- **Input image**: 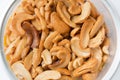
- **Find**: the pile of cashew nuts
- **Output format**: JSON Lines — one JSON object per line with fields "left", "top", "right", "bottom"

{"left": 4, "top": 0, "right": 110, "bottom": 80}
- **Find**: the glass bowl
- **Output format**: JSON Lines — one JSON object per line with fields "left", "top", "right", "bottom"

{"left": 0, "top": 0, "right": 120, "bottom": 80}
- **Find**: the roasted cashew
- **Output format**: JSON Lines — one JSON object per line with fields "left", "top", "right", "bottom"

{"left": 68, "top": 61, "right": 74, "bottom": 71}
{"left": 11, "top": 61, "right": 32, "bottom": 80}
{"left": 90, "top": 15, "right": 104, "bottom": 38}
{"left": 80, "top": 18, "right": 95, "bottom": 48}
{"left": 23, "top": 51, "right": 33, "bottom": 70}
{"left": 32, "top": 18, "right": 42, "bottom": 31}
{"left": 59, "top": 76, "right": 73, "bottom": 80}
{"left": 49, "top": 12, "right": 70, "bottom": 34}
{"left": 11, "top": 12, "right": 34, "bottom": 35}
{"left": 49, "top": 46, "right": 71, "bottom": 69}
{"left": 41, "top": 49, "right": 52, "bottom": 65}
{"left": 31, "top": 67, "right": 38, "bottom": 78}
{"left": 89, "top": 27, "right": 105, "bottom": 48}
{"left": 55, "top": 68, "right": 71, "bottom": 75}
{"left": 72, "top": 58, "right": 98, "bottom": 77}
{"left": 71, "top": 37, "right": 90, "bottom": 58}
{"left": 56, "top": 1, "right": 78, "bottom": 28}
{"left": 35, "top": 0, "right": 47, "bottom": 9}
{"left": 10, "top": 37, "right": 28, "bottom": 64}
{"left": 102, "top": 37, "right": 110, "bottom": 55}
{"left": 35, "top": 8, "right": 47, "bottom": 30}
{"left": 82, "top": 72, "right": 98, "bottom": 80}
{"left": 34, "top": 70, "right": 61, "bottom": 80}
{"left": 22, "top": 1, "right": 34, "bottom": 14}
{"left": 70, "top": 27, "right": 80, "bottom": 37}
{"left": 73, "top": 57, "right": 84, "bottom": 69}
{"left": 22, "top": 22, "right": 40, "bottom": 48}
{"left": 72, "top": 2, "right": 91, "bottom": 23}
{"left": 32, "top": 48, "right": 42, "bottom": 68}
{"left": 44, "top": 31, "right": 59, "bottom": 49}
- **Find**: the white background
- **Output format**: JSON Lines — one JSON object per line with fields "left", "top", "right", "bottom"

{"left": 0, "top": 0, "right": 120, "bottom": 80}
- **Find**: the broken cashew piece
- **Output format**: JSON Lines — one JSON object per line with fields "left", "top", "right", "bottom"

{"left": 11, "top": 61, "right": 32, "bottom": 80}
{"left": 71, "top": 37, "right": 90, "bottom": 58}
{"left": 89, "top": 27, "right": 105, "bottom": 48}
{"left": 41, "top": 49, "right": 52, "bottom": 65}
{"left": 55, "top": 68, "right": 71, "bottom": 75}
{"left": 34, "top": 70, "right": 61, "bottom": 80}
{"left": 72, "top": 2, "right": 91, "bottom": 23}
{"left": 59, "top": 76, "right": 73, "bottom": 80}
{"left": 82, "top": 72, "right": 98, "bottom": 80}
{"left": 11, "top": 12, "right": 34, "bottom": 35}
{"left": 57, "top": 1, "right": 78, "bottom": 28}
{"left": 70, "top": 27, "right": 80, "bottom": 37}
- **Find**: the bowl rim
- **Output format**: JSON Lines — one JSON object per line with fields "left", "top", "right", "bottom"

{"left": 0, "top": 0, "right": 120, "bottom": 80}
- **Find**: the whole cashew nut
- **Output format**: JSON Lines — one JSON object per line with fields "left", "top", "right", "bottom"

{"left": 72, "top": 2, "right": 91, "bottom": 23}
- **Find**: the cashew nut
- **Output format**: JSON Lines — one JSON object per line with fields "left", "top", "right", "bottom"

{"left": 82, "top": 72, "right": 98, "bottom": 80}
{"left": 41, "top": 49, "right": 52, "bottom": 65}
{"left": 68, "top": 61, "right": 74, "bottom": 71}
{"left": 55, "top": 68, "right": 71, "bottom": 75}
{"left": 34, "top": 70, "right": 61, "bottom": 80}
{"left": 49, "top": 12, "right": 70, "bottom": 35}
{"left": 89, "top": 26, "right": 105, "bottom": 48}
{"left": 56, "top": 1, "right": 78, "bottom": 28}
{"left": 44, "top": 31, "right": 59, "bottom": 49}
{"left": 72, "top": 2, "right": 91, "bottom": 23}
{"left": 11, "top": 61, "right": 32, "bottom": 80}
{"left": 73, "top": 57, "right": 84, "bottom": 69}
{"left": 71, "top": 37, "right": 90, "bottom": 58}
{"left": 11, "top": 12, "right": 34, "bottom": 35}
{"left": 32, "top": 18, "right": 42, "bottom": 31}
{"left": 59, "top": 76, "right": 73, "bottom": 80}
{"left": 70, "top": 27, "right": 80, "bottom": 37}
{"left": 90, "top": 15, "right": 104, "bottom": 38}
{"left": 80, "top": 18, "right": 95, "bottom": 48}
{"left": 72, "top": 58, "right": 98, "bottom": 77}
{"left": 32, "top": 48, "right": 42, "bottom": 68}
{"left": 49, "top": 46, "right": 71, "bottom": 69}
{"left": 102, "top": 37, "right": 110, "bottom": 55}
{"left": 23, "top": 51, "right": 33, "bottom": 70}
{"left": 22, "top": 21, "right": 40, "bottom": 48}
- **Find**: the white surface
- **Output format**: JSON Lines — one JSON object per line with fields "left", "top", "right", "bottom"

{"left": 0, "top": 0, "right": 120, "bottom": 80}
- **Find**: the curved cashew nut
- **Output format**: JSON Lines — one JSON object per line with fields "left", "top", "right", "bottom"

{"left": 89, "top": 27, "right": 105, "bottom": 48}
{"left": 72, "top": 58, "right": 98, "bottom": 77}
{"left": 22, "top": 22, "right": 40, "bottom": 48}
{"left": 82, "top": 72, "right": 98, "bottom": 80}
{"left": 102, "top": 37, "right": 110, "bottom": 55}
{"left": 11, "top": 12, "right": 34, "bottom": 35}
{"left": 44, "top": 31, "right": 59, "bottom": 49}
{"left": 90, "top": 15, "right": 104, "bottom": 38}
{"left": 71, "top": 37, "right": 90, "bottom": 58}
{"left": 68, "top": 61, "right": 74, "bottom": 71}
{"left": 55, "top": 68, "right": 71, "bottom": 75}
{"left": 49, "top": 12, "right": 70, "bottom": 35}
{"left": 72, "top": 2, "right": 91, "bottom": 23}
{"left": 49, "top": 46, "right": 71, "bottom": 69}
{"left": 41, "top": 49, "right": 52, "bottom": 65}
{"left": 56, "top": 1, "right": 78, "bottom": 28}
{"left": 34, "top": 70, "right": 61, "bottom": 80}
{"left": 80, "top": 18, "right": 95, "bottom": 48}
{"left": 73, "top": 57, "right": 84, "bottom": 69}
{"left": 11, "top": 62, "right": 32, "bottom": 80}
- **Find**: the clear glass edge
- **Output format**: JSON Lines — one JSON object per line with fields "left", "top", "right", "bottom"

{"left": 0, "top": 0, "right": 120, "bottom": 80}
